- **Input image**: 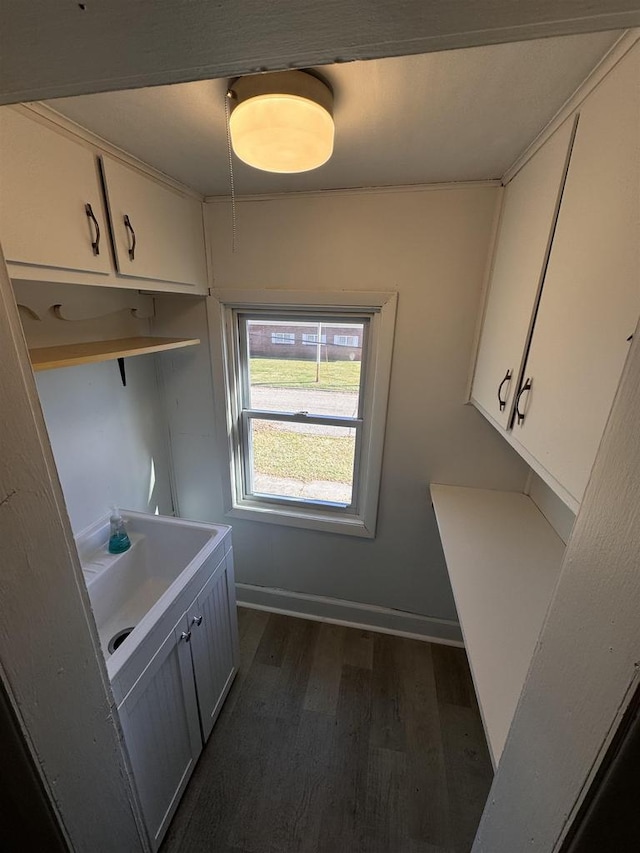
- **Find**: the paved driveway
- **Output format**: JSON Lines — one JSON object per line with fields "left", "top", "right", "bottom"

{"left": 250, "top": 386, "right": 358, "bottom": 435}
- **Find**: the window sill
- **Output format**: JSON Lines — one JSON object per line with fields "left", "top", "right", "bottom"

{"left": 225, "top": 501, "right": 375, "bottom": 538}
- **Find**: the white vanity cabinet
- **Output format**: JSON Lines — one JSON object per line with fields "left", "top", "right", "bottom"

{"left": 0, "top": 109, "right": 111, "bottom": 277}
{"left": 0, "top": 106, "right": 209, "bottom": 295}
{"left": 117, "top": 613, "right": 203, "bottom": 850}
{"left": 101, "top": 154, "right": 208, "bottom": 291}
{"left": 187, "top": 550, "right": 239, "bottom": 742}
{"left": 471, "top": 40, "right": 640, "bottom": 509}
{"left": 112, "top": 542, "right": 238, "bottom": 851}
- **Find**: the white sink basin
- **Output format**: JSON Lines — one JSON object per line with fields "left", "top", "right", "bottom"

{"left": 75, "top": 510, "right": 229, "bottom": 672}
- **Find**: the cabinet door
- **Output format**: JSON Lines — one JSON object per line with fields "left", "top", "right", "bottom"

{"left": 512, "top": 43, "right": 640, "bottom": 505}
{"left": 118, "top": 615, "right": 202, "bottom": 851}
{"left": 101, "top": 154, "right": 207, "bottom": 291}
{"left": 0, "top": 109, "right": 111, "bottom": 275}
{"left": 471, "top": 116, "right": 576, "bottom": 428}
{"left": 188, "top": 550, "right": 239, "bottom": 742}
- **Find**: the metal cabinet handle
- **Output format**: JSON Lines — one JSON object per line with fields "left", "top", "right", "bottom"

{"left": 192, "top": 615, "right": 203, "bottom": 627}
{"left": 515, "top": 378, "right": 532, "bottom": 425}
{"left": 497, "top": 369, "right": 512, "bottom": 412}
{"left": 123, "top": 214, "right": 136, "bottom": 261}
{"left": 85, "top": 203, "right": 100, "bottom": 255}
{"left": 180, "top": 630, "right": 192, "bottom": 643}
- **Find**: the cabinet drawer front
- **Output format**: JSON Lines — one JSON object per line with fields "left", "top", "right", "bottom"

{"left": 472, "top": 116, "right": 576, "bottom": 428}
{"left": 101, "top": 154, "right": 207, "bottom": 290}
{"left": 512, "top": 43, "right": 640, "bottom": 504}
{"left": 118, "top": 614, "right": 201, "bottom": 850}
{"left": 189, "top": 552, "right": 239, "bottom": 742}
{"left": 0, "top": 109, "right": 111, "bottom": 276}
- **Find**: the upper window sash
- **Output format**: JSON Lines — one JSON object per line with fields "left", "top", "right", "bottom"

{"left": 236, "top": 311, "right": 369, "bottom": 420}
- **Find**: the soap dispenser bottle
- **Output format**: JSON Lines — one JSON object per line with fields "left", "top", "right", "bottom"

{"left": 108, "top": 506, "right": 131, "bottom": 554}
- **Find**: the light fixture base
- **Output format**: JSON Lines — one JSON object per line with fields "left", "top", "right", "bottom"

{"left": 228, "top": 70, "right": 334, "bottom": 174}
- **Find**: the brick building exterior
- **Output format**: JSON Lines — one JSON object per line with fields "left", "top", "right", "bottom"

{"left": 247, "top": 322, "right": 363, "bottom": 361}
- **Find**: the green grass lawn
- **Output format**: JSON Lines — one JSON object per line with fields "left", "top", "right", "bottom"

{"left": 253, "top": 422, "right": 355, "bottom": 483}
{"left": 249, "top": 357, "right": 360, "bottom": 392}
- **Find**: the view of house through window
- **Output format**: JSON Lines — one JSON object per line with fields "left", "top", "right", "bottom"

{"left": 241, "top": 317, "right": 366, "bottom": 507}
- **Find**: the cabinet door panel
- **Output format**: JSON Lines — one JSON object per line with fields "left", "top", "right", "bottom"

{"left": 512, "top": 44, "right": 640, "bottom": 504}
{"left": 118, "top": 615, "right": 201, "bottom": 851}
{"left": 0, "top": 109, "right": 111, "bottom": 275}
{"left": 189, "top": 550, "right": 239, "bottom": 742}
{"left": 471, "top": 117, "right": 576, "bottom": 428}
{"left": 101, "top": 154, "right": 207, "bottom": 290}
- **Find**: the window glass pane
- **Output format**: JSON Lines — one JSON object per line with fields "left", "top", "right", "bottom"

{"left": 245, "top": 319, "right": 364, "bottom": 416}
{"left": 248, "top": 419, "right": 356, "bottom": 506}
{"left": 271, "top": 332, "right": 295, "bottom": 344}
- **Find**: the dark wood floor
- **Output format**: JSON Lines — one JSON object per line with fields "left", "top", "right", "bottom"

{"left": 161, "top": 609, "right": 493, "bottom": 853}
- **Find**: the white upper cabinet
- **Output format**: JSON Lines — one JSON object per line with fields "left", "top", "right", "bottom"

{"left": 0, "top": 107, "right": 208, "bottom": 294}
{"left": 101, "top": 154, "right": 207, "bottom": 290}
{"left": 511, "top": 43, "right": 640, "bottom": 505}
{"left": 471, "top": 117, "right": 577, "bottom": 428}
{"left": 471, "top": 40, "right": 639, "bottom": 510}
{"left": 0, "top": 109, "right": 111, "bottom": 276}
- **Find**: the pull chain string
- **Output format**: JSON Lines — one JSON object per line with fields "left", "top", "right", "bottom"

{"left": 224, "top": 90, "right": 237, "bottom": 254}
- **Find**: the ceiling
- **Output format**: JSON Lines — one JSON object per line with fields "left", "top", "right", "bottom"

{"left": 45, "top": 30, "right": 621, "bottom": 197}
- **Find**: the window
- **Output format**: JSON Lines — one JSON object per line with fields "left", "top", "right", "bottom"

{"left": 211, "top": 290, "right": 397, "bottom": 537}
{"left": 333, "top": 334, "right": 360, "bottom": 347}
{"left": 271, "top": 331, "right": 295, "bottom": 345}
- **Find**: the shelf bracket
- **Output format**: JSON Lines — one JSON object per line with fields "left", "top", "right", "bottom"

{"left": 117, "top": 357, "right": 127, "bottom": 387}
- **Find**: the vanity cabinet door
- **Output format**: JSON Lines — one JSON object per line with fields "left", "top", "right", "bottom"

{"left": 0, "top": 108, "right": 111, "bottom": 276}
{"left": 100, "top": 154, "right": 208, "bottom": 292}
{"left": 470, "top": 115, "right": 576, "bottom": 428}
{"left": 118, "top": 614, "right": 202, "bottom": 851}
{"left": 510, "top": 42, "right": 640, "bottom": 505}
{"left": 188, "top": 548, "right": 239, "bottom": 742}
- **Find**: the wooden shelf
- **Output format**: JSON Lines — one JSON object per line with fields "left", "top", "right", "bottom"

{"left": 29, "top": 336, "right": 200, "bottom": 372}
{"left": 430, "top": 484, "right": 565, "bottom": 768}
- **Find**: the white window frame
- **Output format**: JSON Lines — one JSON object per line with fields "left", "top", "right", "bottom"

{"left": 301, "top": 333, "right": 327, "bottom": 345}
{"left": 209, "top": 290, "right": 397, "bottom": 538}
{"left": 333, "top": 334, "right": 360, "bottom": 347}
{"left": 271, "top": 331, "right": 295, "bottom": 344}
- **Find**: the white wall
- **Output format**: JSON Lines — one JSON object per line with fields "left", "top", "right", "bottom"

{"left": 162, "top": 186, "right": 530, "bottom": 627}
{"left": 13, "top": 280, "right": 175, "bottom": 536}
{"left": 35, "top": 357, "right": 174, "bottom": 534}
{"left": 526, "top": 471, "right": 576, "bottom": 543}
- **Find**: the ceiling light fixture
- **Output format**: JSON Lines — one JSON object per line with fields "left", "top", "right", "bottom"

{"left": 227, "top": 70, "right": 334, "bottom": 174}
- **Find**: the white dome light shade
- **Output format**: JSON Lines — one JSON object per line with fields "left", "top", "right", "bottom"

{"left": 228, "top": 71, "right": 334, "bottom": 174}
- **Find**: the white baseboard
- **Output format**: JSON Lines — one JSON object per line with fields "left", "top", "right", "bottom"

{"left": 235, "top": 583, "right": 463, "bottom": 647}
